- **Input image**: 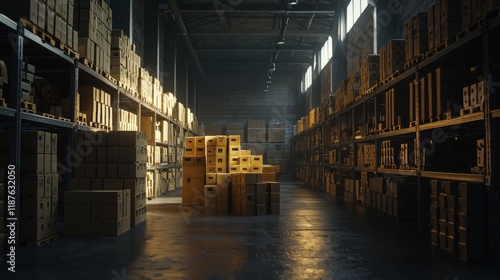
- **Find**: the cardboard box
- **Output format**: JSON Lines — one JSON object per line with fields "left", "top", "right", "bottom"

{"left": 229, "top": 146, "right": 241, "bottom": 156}
{"left": 228, "top": 156, "right": 240, "bottom": 166}
{"left": 22, "top": 175, "right": 45, "bottom": 199}
{"left": 228, "top": 135, "right": 240, "bottom": 146}
{"left": 242, "top": 184, "right": 256, "bottom": 194}
{"left": 195, "top": 136, "right": 205, "bottom": 147}
{"left": 250, "top": 166, "right": 262, "bottom": 173}
{"left": 262, "top": 173, "right": 277, "bottom": 182}
{"left": 250, "top": 155, "right": 263, "bottom": 166}
{"left": 269, "top": 182, "right": 280, "bottom": 192}
{"left": 21, "top": 154, "right": 44, "bottom": 175}
{"left": 183, "top": 166, "right": 205, "bottom": 179}
{"left": 185, "top": 147, "right": 195, "bottom": 156}
{"left": 217, "top": 173, "right": 231, "bottom": 185}
{"left": 22, "top": 198, "right": 48, "bottom": 220}
{"left": 21, "top": 131, "right": 45, "bottom": 154}
{"left": 216, "top": 146, "right": 227, "bottom": 156}
{"left": 270, "top": 203, "right": 280, "bottom": 214}
{"left": 205, "top": 136, "right": 217, "bottom": 147}
{"left": 44, "top": 174, "right": 52, "bottom": 198}
{"left": 204, "top": 185, "right": 217, "bottom": 206}
{"left": 20, "top": 219, "right": 47, "bottom": 242}
{"left": 91, "top": 204, "right": 123, "bottom": 220}
{"left": 90, "top": 190, "right": 123, "bottom": 205}
{"left": 185, "top": 137, "right": 195, "bottom": 148}
{"left": 256, "top": 204, "right": 266, "bottom": 215}
{"left": 195, "top": 146, "right": 206, "bottom": 156}
{"left": 262, "top": 165, "right": 276, "bottom": 173}
{"left": 90, "top": 219, "right": 123, "bottom": 237}
{"left": 64, "top": 220, "right": 91, "bottom": 237}
{"left": 216, "top": 136, "right": 227, "bottom": 146}
{"left": 206, "top": 173, "right": 217, "bottom": 185}
{"left": 229, "top": 166, "right": 240, "bottom": 173}
{"left": 182, "top": 177, "right": 204, "bottom": 206}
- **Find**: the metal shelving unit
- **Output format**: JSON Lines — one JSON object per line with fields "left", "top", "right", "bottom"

{"left": 0, "top": 13, "right": 198, "bottom": 201}
{"left": 292, "top": 12, "right": 500, "bottom": 261}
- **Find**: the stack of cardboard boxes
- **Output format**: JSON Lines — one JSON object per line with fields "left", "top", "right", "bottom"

{"left": 457, "top": 182, "right": 487, "bottom": 261}
{"left": 64, "top": 189, "right": 130, "bottom": 237}
{"left": 4, "top": 0, "right": 79, "bottom": 52}
{"left": 182, "top": 135, "right": 280, "bottom": 215}
{"left": 247, "top": 120, "right": 266, "bottom": 142}
{"left": 139, "top": 68, "right": 153, "bottom": 105}
{"left": 74, "top": 0, "right": 112, "bottom": 72}
{"left": 380, "top": 39, "right": 405, "bottom": 82}
{"left": 174, "top": 102, "right": 186, "bottom": 125}
{"left": 230, "top": 173, "right": 280, "bottom": 216}
{"left": 79, "top": 86, "right": 113, "bottom": 129}
{"left": 119, "top": 109, "right": 138, "bottom": 131}
{"left": 20, "top": 131, "right": 59, "bottom": 243}
{"left": 430, "top": 180, "right": 488, "bottom": 261}
{"left": 111, "top": 29, "right": 141, "bottom": 93}
{"left": 359, "top": 54, "right": 379, "bottom": 96}
{"left": 267, "top": 123, "right": 285, "bottom": 143}
{"left": 66, "top": 131, "right": 148, "bottom": 236}
{"left": 405, "top": 12, "right": 428, "bottom": 64}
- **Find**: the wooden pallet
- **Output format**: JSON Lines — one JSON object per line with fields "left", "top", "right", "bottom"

{"left": 58, "top": 116, "right": 71, "bottom": 122}
{"left": 460, "top": 104, "right": 483, "bottom": 116}
{"left": 381, "top": 71, "right": 400, "bottom": 85}
{"left": 0, "top": 97, "right": 6, "bottom": 107}
{"left": 21, "top": 99, "right": 36, "bottom": 112}
{"left": 404, "top": 54, "right": 425, "bottom": 69}
{"left": 426, "top": 39, "right": 453, "bottom": 59}
{"left": 80, "top": 57, "right": 94, "bottom": 69}
{"left": 55, "top": 39, "right": 79, "bottom": 59}
{"left": 41, "top": 112, "right": 55, "bottom": 118}
{"left": 19, "top": 18, "right": 56, "bottom": 46}
{"left": 25, "top": 234, "right": 59, "bottom": 247}
{"left": 77, "top": 121, "right": 88, "bottom": 126}
{"left": 77, "top": 112, "right": 87, "bottom": 124}
{"left": 392, "top": 125, "right": 401, "bottom": 131}
{"left": 456, "top": 19, "right": 484, "bottom": 41}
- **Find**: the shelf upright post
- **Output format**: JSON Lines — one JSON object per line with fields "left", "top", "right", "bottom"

{"left": 414, "top": 66, "right": 424, "bottom": 231}
{"left": 66, "top": 58, "right": 79, "bottom": 185}
{"left": 114, "top": 89, "right": 120, "bottom": 130}
{"left": 482, "top": 17, "right": 499, "bottom": 262}
{"left": 9, "top": 21, "right": 23, "bottom": 253}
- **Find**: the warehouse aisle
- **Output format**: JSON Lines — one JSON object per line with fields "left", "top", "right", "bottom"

{"left": 4, "top": 182, "right": 500, "bottom": 280}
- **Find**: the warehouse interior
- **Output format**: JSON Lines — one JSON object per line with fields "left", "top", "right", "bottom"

{"left": 1, "top": 0, "right": 500, "bottom": 279}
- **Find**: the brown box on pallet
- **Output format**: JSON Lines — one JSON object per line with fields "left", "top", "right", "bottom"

{"left": 90, "top": 219, "right": 124, "bottom": 237}
{"left": 435, "top": 2, "right": 442, "bottom": 45}
{"left": 20, "top": 219, "right": 49, "bottom": 242}
{"left": 182, "top": 178, "right": 204, "bottom": 206}
{"left": 22, "top": 175, "right": 45, "bottom": 199}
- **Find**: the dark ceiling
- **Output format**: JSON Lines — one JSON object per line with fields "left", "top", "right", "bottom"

{"left": 163, "top": 0, "right": 338, "bottom": 76}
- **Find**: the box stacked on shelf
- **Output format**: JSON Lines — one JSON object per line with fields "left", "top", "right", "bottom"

{"left": 386, "top": 180, "right": 417, "bottom": 220}
{"left": 247, "top": 120, "right": 266, "bottom": 142}
{"left": 19, "top": 62, "right": 36, "bottom": 103}
{"left": 19, "top": 131, "right": 58, "bottom": 244}
{"left": 3, "top": 0, "right": 79, "bottom": 52}
{"left": 226, "top": 123, "right": 245, "bottom": 141}
{"left": 343, "top": 179, "right": 356, "bottom": 203}
{"left": 440, "top": 0, "right": 462, "bottom": 42}
{"left": 346, "top": 72, "right": 360, "bottom": 103}
{"left": 174, "top": 102, "right": 186, "bottom": 125}
{"left": 153, "top": 77, "right": 163, "bottom": 111}
{"left": 357, "top": 144, "right": 376, "bottom": 169}
{"left": 78, "top": 86, "right": 113, "bottom": 129}
{"left": 64, "top": 190, "right": 130, "bottom": 237}
{"left": 69, "top": 131, "right": 148, "bottom": 227}
{"left": 139, "top": 68, "right": 153, "bottom": 105}
{"left": 359, "top": 55, "right": 379, "bottom": 95}
{"left": 405, "top": 11, "right": 428, "bottom": 64}
{"left": 74, "top": 0, "right": 112, "bottom": 72}
{"left": 140, "top": 116, "right": 161, "bottom": 143}
{"left": 119, "top": 109, "right": 138, "bottom": 131}
{"left": 111, "top": 29, "right": 141, "bottom": 93}
{"left": 267, "top": 123, "right": 285, "bottom": 143}
{"left": 163, "top": 92, "right": 176, "bottom": 117}
{"left": 186, "top": 108, "right": 194, "bottom": 130}
{"left": 457, "top": 182, "right": 487, "bottom": 262}
{"left": 380, "top": 39, "right": 405, "bottom": 82}
{"left": 380, "top": 140, "right": 395, "bottom": 169}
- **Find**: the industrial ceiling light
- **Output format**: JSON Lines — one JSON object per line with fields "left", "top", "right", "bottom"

{"left": 271, "top": 63, "right": 276, "bottom": 71}
{"left": 277, "top": 35, "right": 285, "bottom": 45}
{"left": 266, "top": 79, "right": 272, "bottom": 84}
{"left": 288, "top": 0, "right": 298, "bottom": 5}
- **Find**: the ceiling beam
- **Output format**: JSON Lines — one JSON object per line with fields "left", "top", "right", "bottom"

{"left": 200, "top": 60, "right": 310, "bottom": 65}
{"left": 178, "top": 4, "right": 336, "bottom": 14}
{"left": 189, "top": 29, "right": 332, "bottom": 36}
{"left": 194, "top": 46, "right": 314, "bottom": 52}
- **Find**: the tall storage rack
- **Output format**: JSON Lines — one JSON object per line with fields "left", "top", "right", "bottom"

{"left": 291, "top": 13, "right": 500, "bottom": 260}
{"left": 0, "top": 14, "right": 196, "bottom": 204}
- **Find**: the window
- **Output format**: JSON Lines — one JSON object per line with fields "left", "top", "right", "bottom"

{"left": 346, "top": 0, "right": 369, "bottom": 33}
{"left": 320, "top": 36, "right": 333, "bottom": 70}
{"left": 304, "top": 65, "right": 312, "bottom": 93}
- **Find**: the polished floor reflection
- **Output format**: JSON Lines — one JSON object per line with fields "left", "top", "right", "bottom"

{"left": 3, "top": 182, "right": 500, "bottom": 279}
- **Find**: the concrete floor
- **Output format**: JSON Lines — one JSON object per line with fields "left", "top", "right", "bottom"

{"left": 2, "top": 181, "right": 500, "bottom": 280}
